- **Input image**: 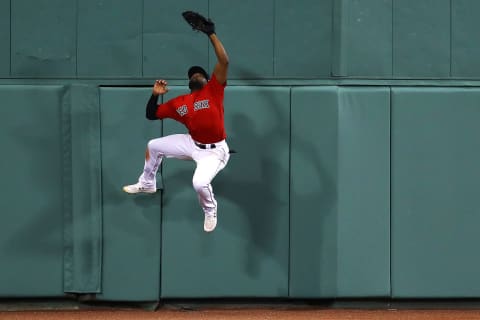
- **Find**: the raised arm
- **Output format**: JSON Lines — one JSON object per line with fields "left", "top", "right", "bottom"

{"left": 146, "top": 80, "right": 168, "bottom": 120}
{"left": 210, "top": 34, "right": 229, "bottom": 85}
{"left": 182, "top": 11, "right": 229, "bottom": 85}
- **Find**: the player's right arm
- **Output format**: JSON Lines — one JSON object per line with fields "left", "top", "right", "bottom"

{"left": 146, "top": 80, "right": 169, "bottom": 120}
{"left": 210, "top": 34, "right": 229, "bottom": 85}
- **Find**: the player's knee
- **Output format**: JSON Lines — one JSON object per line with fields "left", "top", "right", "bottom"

{"left": 147, "top": 139, "right": 156, "bottom": 151}
{"left": 192, "top": 177, "right": 208, "bottom": 193}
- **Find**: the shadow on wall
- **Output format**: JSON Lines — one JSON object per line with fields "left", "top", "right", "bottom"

{"left": 158, "top": 66, "right": 337, "bottom": 291}
{"left": 218, "top": 67, "right": 338, "bottom": 292}
{"left": 218, "top": 113, "right": 286, "bottom": 278}
{"left": 289, "top": 132, "right": 338, "bottom": 295}
{"left": 215, "top": 68, "right": 288, "bottom": 278}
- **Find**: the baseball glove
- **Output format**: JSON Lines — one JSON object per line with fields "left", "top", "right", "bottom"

{"left": 182, "top": 11, "right": 215, "bottom": 36}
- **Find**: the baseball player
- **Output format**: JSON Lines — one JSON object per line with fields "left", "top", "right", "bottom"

{"left": 123, "top": 12, "right": 229, "bottom": 233}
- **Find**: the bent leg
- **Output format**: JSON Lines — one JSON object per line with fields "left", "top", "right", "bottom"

{"left": 192, "top": 151, "right": 229, "bottom": 216}
{"left": 138, "top": 134, "right": 194, "bottom": 188}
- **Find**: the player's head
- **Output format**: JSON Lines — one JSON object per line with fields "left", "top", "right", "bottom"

{"left": 188, "top": 66, "right": 209, "bottom": 92}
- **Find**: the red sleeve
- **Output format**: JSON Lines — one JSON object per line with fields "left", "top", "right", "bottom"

{"left": 156, "top": 96, "right": 182, "bottom": 121}
{"left": 209, "top": 74, "right": 226, "bottom": 89}
{"left": 207, "top": 74, "right": 226, "bottom": 100}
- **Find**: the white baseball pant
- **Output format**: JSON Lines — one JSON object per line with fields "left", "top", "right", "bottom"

{"left": 138, "top": 134, "right": 230, "bottom": 216}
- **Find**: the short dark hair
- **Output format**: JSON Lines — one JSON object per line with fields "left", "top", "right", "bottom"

{"left": 188, "top": 66, "right": 209, "bottom": 80}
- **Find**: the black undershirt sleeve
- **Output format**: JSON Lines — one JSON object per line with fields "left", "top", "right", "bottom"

{"left": 145, "top": 94, "right": 159, "bottom": 120}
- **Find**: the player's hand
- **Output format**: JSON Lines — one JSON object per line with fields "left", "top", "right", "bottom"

{"left": 153, "top": 80, "right": 169, "bottom": 96}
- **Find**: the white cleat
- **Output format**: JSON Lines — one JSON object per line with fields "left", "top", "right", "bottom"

{"left": 122, "top": 183, "right": 157, "bottom": 194}
{"left": 204, "top": 213, "right": 217, "bottom": 232}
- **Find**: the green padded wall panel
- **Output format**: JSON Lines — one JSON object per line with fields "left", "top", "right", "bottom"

{"left": 161, "top": 86, "right": 290, "bottom": 297}
{"left": 0, "top": 85, "right": 66, "bottom": 296}
{"left": 391, "top": 88, "right": 480, "bottom": 297}
{"left": 452, "top": 0, "right": 480, "bottom": 77}
{"left": 11, "top": 0, "right": 76, "bottom": 77}
{"left": 78, "top": 0, "right": 142, "bottom": 77}
{"left": 393, "top": 0, "right": 450, "bottom": 77}
{"left": 274, "top": 0, "right": 332, "bottom": 78}
{"left": 209, "top": 0, "right": 274, "bottom": 79}
{"left": 290, "top": 86, "right": 391, "bottom": 298}
{"left": 143, "top": 0, "right": 208, "bottom": 79}
{"left": 0, "top": 0, "right": 9, "bottom": 77}
{"left": 63, "top": 85, "right": 102, "bottom": 293}
{"left": 99, "top": 88, "right": 161, "bottom": 300}
{"left": 336, "top": 87, "right": 390, "bottom": 297}
{"left": 334, "top": 0, "right": 392, "bottom": 77}
{"left": 290, "top": 87, "right": 338, "bottom": 298}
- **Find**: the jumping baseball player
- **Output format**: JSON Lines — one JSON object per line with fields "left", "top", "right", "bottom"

{"left": 123, "top": 11, "right": 229, "bottom": 233}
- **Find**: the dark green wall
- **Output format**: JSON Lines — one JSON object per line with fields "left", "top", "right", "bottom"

{"left": 391, "top": 88, "right": 480, "bottom": 297}
{"left": 0, "top": 86, "right": 65, "bottom": 296}
{"left": 1, "top": 0, "right": 480, "bottom": 301}
{"left": 3, "top": 0, "right": 480, "bottom": 80}
{"left": 290, "top": 87, "right": 390, "bottom": 298}
{"left": 11, "top": 0, "right": 77, "bottom": 77}
{"left": 0, "top": 0, "right": 10, "bottom": 77}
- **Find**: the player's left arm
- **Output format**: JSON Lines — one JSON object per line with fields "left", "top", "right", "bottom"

{"left": 210, "top": 34, "right": 229, "bottom": 85}
{"left": 146, "top": 80, "right": 169, "bottom": 120}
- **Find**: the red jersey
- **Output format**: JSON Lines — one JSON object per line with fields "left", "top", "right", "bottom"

{"left": 155, "top": 74, "right": 226, "bottom": 144}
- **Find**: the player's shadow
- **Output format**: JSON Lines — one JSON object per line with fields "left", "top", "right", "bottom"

{"left": 224, "top": 66, "right": 338, "bottom": 292}
{"left": 287, "top": 140, "right": 338, "bottom": 294}
{"left": 160, "top": 88, "right": 337, "bottom": 293}
{"left": 215, "top": 114, "right": 286, "bottom": 277}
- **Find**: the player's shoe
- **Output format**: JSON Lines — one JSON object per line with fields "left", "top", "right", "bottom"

{"left": 204, "top": 212, "right": 217, "bottom": 232}
{"left": 123, "top": 183, "right": 156, "bottom": 194}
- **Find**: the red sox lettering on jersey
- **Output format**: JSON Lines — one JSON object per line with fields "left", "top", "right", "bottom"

{"left": 175, "top": 99, "right": 210, "bottom": 117}
{"left": 156, "top": 74, "right": 226, "bottom": 144}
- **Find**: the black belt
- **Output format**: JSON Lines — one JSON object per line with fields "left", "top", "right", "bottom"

{"left": 195, "top": 142, "right": 216, "bottom": 149}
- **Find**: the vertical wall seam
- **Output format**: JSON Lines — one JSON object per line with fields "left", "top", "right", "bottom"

{"left": 97, "top": 86, "right": 104, "bottom": 293}
{"left": 330, "top": 0, "right": 334, "bottom": 76}
{"left": 336, "top": 86, "right": 341, "bottom": 297}
{"left": 9, "top": 0, "right": 12, "bottom": 76}
{"left": 389, "top": 86, "right": 393, "bottom": 298}
{"left": 75, "top": 0, "right": 79, "bottom": 77}
{"left": 391, "top": 0, "right": 394, "bottom": 77}
{"left": 343, "top": 0, "right": 348, "bottom": 76}
{"left": 287, "top": 86, "right": 292, "bottom": 297}
{"left": 141, "top": 0, "right": 144, "bottom": 77}
{"left": 389, "top": 2, "right": 395, "bottom": 294}
{"left": 61, "top": 86, "right": 73, "bottom": 292}
{"left": 450, "top": 0, "right": 453, "bottom": 77}
{"left": 272, "top": 0, "right": 276, "bottom": 77}
{"left": 341, "top": 0, "right": 347, "bottom": 76}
